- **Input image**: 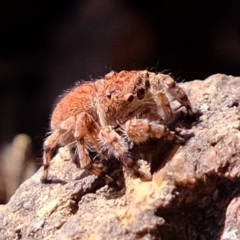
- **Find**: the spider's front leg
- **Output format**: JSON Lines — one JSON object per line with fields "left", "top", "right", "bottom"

{"left": 98, "top": 126, "right": 151, "bottom": 180}
{"left": 160, "top": 74, "right": 194, "bottom": 116}
{"left": 152, "top": 91, "right": 173, "bottom": 123}
{"left": 124, "top": 118, "right": 184, "bottom": 145}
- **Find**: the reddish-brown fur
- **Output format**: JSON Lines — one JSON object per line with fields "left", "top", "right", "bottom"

{"left": 41, "top": 70, "right": 193, "bottom": 183}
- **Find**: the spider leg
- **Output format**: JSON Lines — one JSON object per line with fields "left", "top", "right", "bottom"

{"left": 74, "top": 112, "right": 113, "bottom": 177}
{"left": 41, "top": 116, "right": 75, "bottom": 183}
{"left": 98, "top": 126, "right": 128, "bottom": 158}
{"left": 161, "top": 75, "right": 194, "bottom": 115}
{"left": 124, "top": 118, "right": 183, "bottom": 144}
{"left": 74, "top": 112, "right": 100, "bottom": 169}
{"left": 153, "top": 91, "right": 173, "bottom": 123}
{"left": 98, "top": 126, "right": 151, "bottom": 180}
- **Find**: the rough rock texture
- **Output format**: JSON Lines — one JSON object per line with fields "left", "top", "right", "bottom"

{"left": 1, "top": 74, "right": 240, "bottom": 240}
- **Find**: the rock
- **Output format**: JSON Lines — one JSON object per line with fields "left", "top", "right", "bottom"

{"left": 0, "top": 134, "right": 37, "bottom": 203}
{"left": 1, "top": 74, "right": 240, "bottom": 240}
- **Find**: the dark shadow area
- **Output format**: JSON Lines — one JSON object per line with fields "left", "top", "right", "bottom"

{"left": 154, "top": 177, "right": 240, "bottom": 240}
{"left": 71, "top": 149, "right": 126, "bottom": 198}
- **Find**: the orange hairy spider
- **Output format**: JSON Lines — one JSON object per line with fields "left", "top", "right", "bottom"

{"left": 41, "top": 70, "right": 193, "bottom": 183}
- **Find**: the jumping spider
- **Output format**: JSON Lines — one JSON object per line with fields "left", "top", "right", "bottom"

{"left": 41, "top": 70, "right": 193, "bottom": 183}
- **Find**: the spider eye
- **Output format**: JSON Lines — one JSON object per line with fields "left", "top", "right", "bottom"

{"left": 127, "top": 94, "right": 134, "bottom": 102}
{"left": 123, "top": 93, "right": 134, "bottom": 102}
{"left": 137, "top": 88, "right": 145, "bottom": 100}
{"left": 106, "top": 92, "right": 111, "bottom": 99}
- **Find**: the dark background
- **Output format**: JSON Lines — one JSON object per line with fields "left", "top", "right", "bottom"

{"left": 1, "top": 0, "right": 240, "bottom": 158}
